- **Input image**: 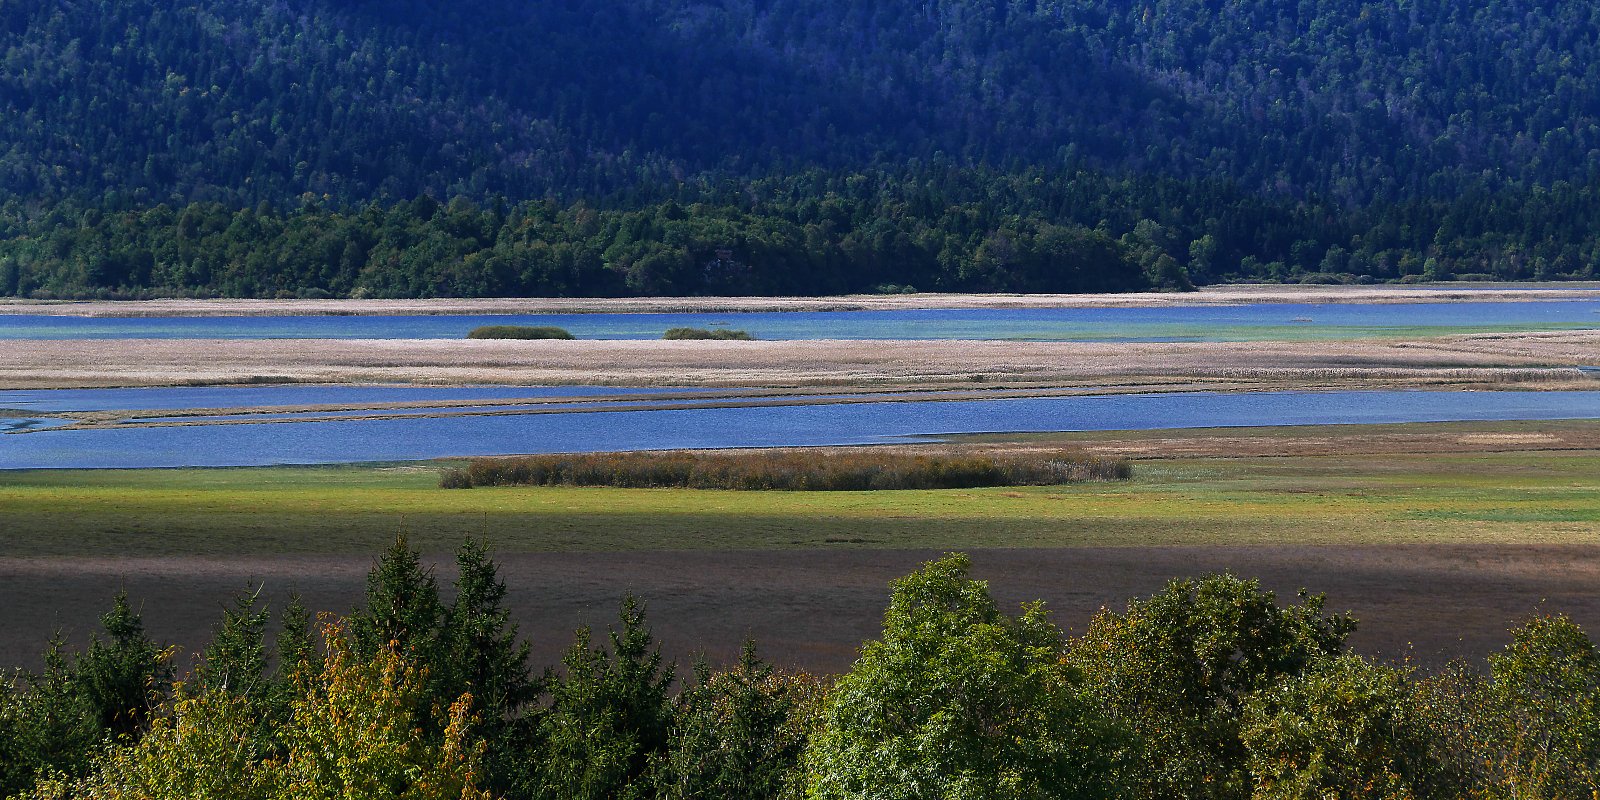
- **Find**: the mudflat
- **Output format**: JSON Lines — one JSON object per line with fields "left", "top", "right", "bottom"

{"left": 3, "top": 545, "right": 1594, "bottom": 675}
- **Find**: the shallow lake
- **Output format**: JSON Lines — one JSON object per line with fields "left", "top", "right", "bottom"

{"left": 3, "top": 389, "right": 1597, "bottom": 469}
{"left": 3, "top": 300, "right": 1598, "bottom": 342}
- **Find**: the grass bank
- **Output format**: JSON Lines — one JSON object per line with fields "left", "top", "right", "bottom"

{"left": 1, "top": 448, "right": 1598, "bottom": 557}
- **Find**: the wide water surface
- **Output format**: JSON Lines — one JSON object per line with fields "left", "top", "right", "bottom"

{"left": 3, "top": 390, "right": 1598, "bottom": 469}
{"left": 4, "top": 301, "right": 1598, "bottom": 341}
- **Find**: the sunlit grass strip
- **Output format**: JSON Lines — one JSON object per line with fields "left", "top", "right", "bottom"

{"left": 441, "top": 449, "right": 1131, "bottom": 490}
{"left": 465, "top": 325, "right": 574, "bottom": 339}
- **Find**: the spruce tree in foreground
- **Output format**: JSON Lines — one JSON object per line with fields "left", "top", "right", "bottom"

{"left": 528, "top": 595, "right": 673, "bottom": 800}
{"left": 654, "top": 641, "right": 824, "bottom": 800}
{"left": 195, "top": 587, "right": 269, "bottom": 699}
{"left": 18, "top": 623, "right": 494, "bottom": 800}
{"left": 350, "top": 534, "right": 444, "bottom": 663}
{"left": 0, "top": 595, "right": 172, "bottom": 796}
{"left": 442, "top": 539, "right": 537, "bottom": 798}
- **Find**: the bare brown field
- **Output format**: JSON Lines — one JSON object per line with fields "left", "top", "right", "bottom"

{"left": 2, "top": 330, "right": 1597, "bottom": 390}
{"left": 5, "top": 282, "right": 1600, "bottom": 317}
{"left": 4, "top": 545, "right": 1595, "bottom": 675}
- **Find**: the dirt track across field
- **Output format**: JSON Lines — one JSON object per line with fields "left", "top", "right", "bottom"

{"left": 5, "top": 545, "right": 1595, "bottom": 675}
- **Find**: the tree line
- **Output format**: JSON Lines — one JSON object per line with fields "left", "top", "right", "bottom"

{"left": 5, "top": 167, "right": 1597, "bottom": 300}
{"left": 3, "top": 541, "right": 1596, "bottom": 799}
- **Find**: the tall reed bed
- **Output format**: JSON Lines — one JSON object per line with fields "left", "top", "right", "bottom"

{"left": 466, "top": 325, "right": 574, "bottom": 339}
{"left": 440, "top": 449, "right": 1130, "bottom": 490}
{"left": 662, "top": 327, "right": 754, "bottom": 340}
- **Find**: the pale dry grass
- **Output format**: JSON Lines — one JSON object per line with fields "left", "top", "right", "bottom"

{"left": 5, "top": 282, "right": 1600, "bottom": 317}
{"left": 2, "top": 331, "right": 1597, "bottom": 390}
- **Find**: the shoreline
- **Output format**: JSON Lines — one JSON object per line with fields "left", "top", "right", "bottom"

{"left": 5, "top": 282, "right": 1600, "bottom": 317}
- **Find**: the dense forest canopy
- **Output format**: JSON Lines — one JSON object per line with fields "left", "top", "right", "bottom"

{"left": 1, "top": 0, "right": 1598, "bottom": 296}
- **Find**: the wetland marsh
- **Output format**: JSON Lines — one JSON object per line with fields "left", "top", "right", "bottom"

{"left": 2, "top": 287, "right": 1598, "bottom": 677}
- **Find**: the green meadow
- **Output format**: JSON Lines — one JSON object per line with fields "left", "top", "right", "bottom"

{"left": 2, "top": 450, "right": 1597, "bottom": 557}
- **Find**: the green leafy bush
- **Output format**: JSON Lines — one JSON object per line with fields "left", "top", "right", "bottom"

{"left": 1065, "top": 574, "right": 1357, "bottom": 799}
{"left": 805, "top": 554, "right": 1129, "bottom": 799}
{"left": 1242, "top": 654, "right": 1444, "bottom": 799}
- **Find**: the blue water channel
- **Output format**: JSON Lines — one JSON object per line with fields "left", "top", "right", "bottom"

{"left": 3, "top": 300, "right": 1598, "bottom": 341}
{"left": 2, "top": 390, "right": 1598, "bottom": 469}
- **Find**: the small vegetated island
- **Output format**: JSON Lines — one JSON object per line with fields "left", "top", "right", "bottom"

{"left": 441, "top": 448, "right": 1129, "bottom": 490}
{"left": 465, "top": 325, "right": 574, "bottom": 340}
{"left": 661, "top": 327, "right": 755, "bottom": 340}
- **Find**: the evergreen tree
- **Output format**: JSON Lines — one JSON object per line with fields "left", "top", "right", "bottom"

{"left": 195, "top": 587, "right": 270, "bottom": 699}
{"left": 276, "top": 593, "right": 318, "bottom": 682}
{"left": 349, "top": 535, "right": 444, "bottom": 664}
{"left": 529, "top": 595, "right": 673, "bottom": 800}
{"left": 440, "top": 539, "right": 537, "bottom": 797}
{"left": 655, "top": 641, "right": 822, "bottom": 800}
{"left": 74, "top": 593, "right": 171, "bottom": 741}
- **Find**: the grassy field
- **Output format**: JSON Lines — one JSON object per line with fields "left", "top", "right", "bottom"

{"left": 3, "top": 425, "right": 1600, "bottom": 672}
{"left": 3, "top": 447, "right": 1597, "bottom": 557}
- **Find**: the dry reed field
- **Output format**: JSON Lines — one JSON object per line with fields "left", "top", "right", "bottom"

{"left": 442, "top": 449, "right": 1129, "bottom": 490}
{"left": 2, "top": 331, "right": 1597, "bottom": 390}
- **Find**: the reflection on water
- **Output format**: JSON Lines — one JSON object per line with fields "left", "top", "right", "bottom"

{"left": 2, "top": 389, "right": 1598, "bottom": 470}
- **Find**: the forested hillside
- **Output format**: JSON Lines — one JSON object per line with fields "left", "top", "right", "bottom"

{"left": 2, "top": 0, "right": 1598, "bottom": 296}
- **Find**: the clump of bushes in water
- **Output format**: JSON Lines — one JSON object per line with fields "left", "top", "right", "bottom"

{"left": 439, "top": 449, "right": 1131, "bottom": 490}
{"left": 466, "top": 325, "right": 574, "bottom": 340}
{"left": 662, "top": 327, "right": 755, "bottom": 340}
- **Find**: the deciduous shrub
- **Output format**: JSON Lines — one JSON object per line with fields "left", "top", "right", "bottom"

{"left": 1064, "top": 574, "right": 1357, "bottom": 799}
{"left": 805, "top": 554, "right": 1129, "bottom": 800}
{"left": 1416, "top": 614, "right": 1600, "bottom": 797}
{"left": 1241, "top": 654, "right": 1444, "bottom": 799}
